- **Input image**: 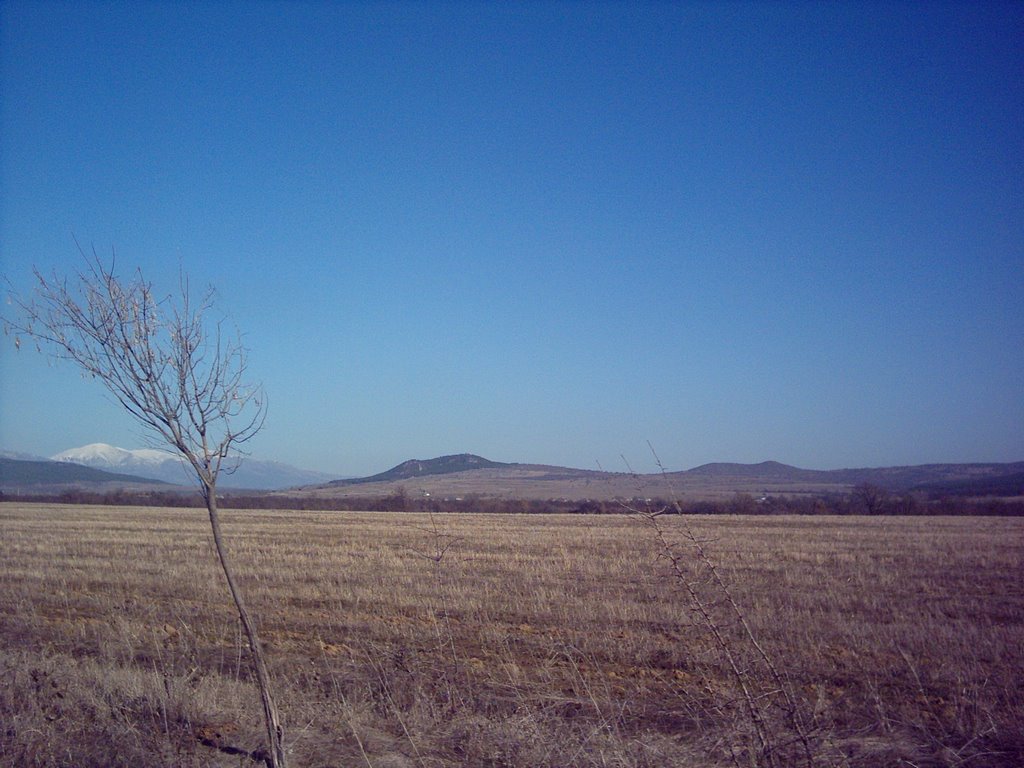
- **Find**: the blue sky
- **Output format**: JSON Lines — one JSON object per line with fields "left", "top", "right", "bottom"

{"left": 1, "top": 1, "right": 1022, "bottom": 476}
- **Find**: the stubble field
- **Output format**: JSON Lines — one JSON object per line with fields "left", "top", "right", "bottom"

{"left": 1, "top": 503, "right": 1021, "bottom": 767}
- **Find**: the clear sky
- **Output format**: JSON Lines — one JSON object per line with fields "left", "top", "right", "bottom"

{"left": 1, "top": 1, "right": 1022, "bottom": 477}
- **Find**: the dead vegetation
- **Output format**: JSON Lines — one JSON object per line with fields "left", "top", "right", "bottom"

{"left": 1, "top": 503, "right": 1022, "bottom": 767}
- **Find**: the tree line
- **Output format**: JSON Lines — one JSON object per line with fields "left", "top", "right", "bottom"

{"left": 3, "top": 484, "right": 1022, "bottom": 516}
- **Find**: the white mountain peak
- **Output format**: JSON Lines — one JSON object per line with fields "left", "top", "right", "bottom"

{"left": 52, "top": 443, "right": 177, "bottom": 467}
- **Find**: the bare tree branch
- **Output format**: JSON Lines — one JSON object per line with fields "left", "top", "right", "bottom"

{"left": 5, "top": 247, "right": 266, "bottom": 492}
{"left": 3, "top": 248, "right": 286, "bottom": 767}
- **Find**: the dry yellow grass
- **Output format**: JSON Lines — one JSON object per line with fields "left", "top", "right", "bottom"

{"left": 1, "top": 503, "right": 1021, "bottom": 766}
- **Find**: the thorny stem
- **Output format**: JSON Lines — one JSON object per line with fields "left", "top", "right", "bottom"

{"left": 621, "top": 444, "right": 818, "bottom": 768}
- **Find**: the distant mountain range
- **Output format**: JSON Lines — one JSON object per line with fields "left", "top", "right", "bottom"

{"left": 3, "top": 443, "right": 340, "bottom": 491}
{"left": 0, "top": 456, "right": 171, "bottom": 490}
{"left": 2, "top": 448, "right": 1022, "bottom": 500}
{"left": 302, "top": 453, "right": 1024, "bottom": 500}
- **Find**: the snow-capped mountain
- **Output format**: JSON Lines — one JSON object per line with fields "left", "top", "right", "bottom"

{"left": 50, "top": 443, "right": 338, "bottom": 490}
{"left": 53, "top": 443, "right": 175, "bottom": 468}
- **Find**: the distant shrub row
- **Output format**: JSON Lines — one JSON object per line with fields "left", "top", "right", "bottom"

{"left": 2, "top": 487, "right": 1023, "bottom": 516}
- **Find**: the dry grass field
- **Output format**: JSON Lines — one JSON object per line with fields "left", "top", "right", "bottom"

{"left": 1, "top": 503, "right": 1021, "bottom": 767}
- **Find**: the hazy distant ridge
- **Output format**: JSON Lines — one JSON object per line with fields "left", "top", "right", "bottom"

{"left": 332, "top": 456, "right": 1024, "bottom": 491}
{"left": 48, "top": 443, "right": 340, "bottom": 490}
{"left": 4, "top": 449, "right": 1023, "bottom": 499}
{"left": 328, "top": 453, "right": 509, "bottom": 486}
{"left": 0, "top": 457, "right": 169, "bottom": 488}
{"left": 306, "top": 455, "right": 1024, "bottom": 500}
{"left": 685, "top": 461, "right": 826, "bottom": 480}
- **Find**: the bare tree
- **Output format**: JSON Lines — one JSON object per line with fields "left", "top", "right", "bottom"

{"left": 853, "top": 482, "right": 888, "bottom": 516}
{"left": 5, "top": 249, "right": 287, "bottom": 767}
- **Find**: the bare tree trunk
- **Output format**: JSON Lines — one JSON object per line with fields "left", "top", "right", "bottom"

{"left": 205, "top": 491, "right": 287, "bottom": 768}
